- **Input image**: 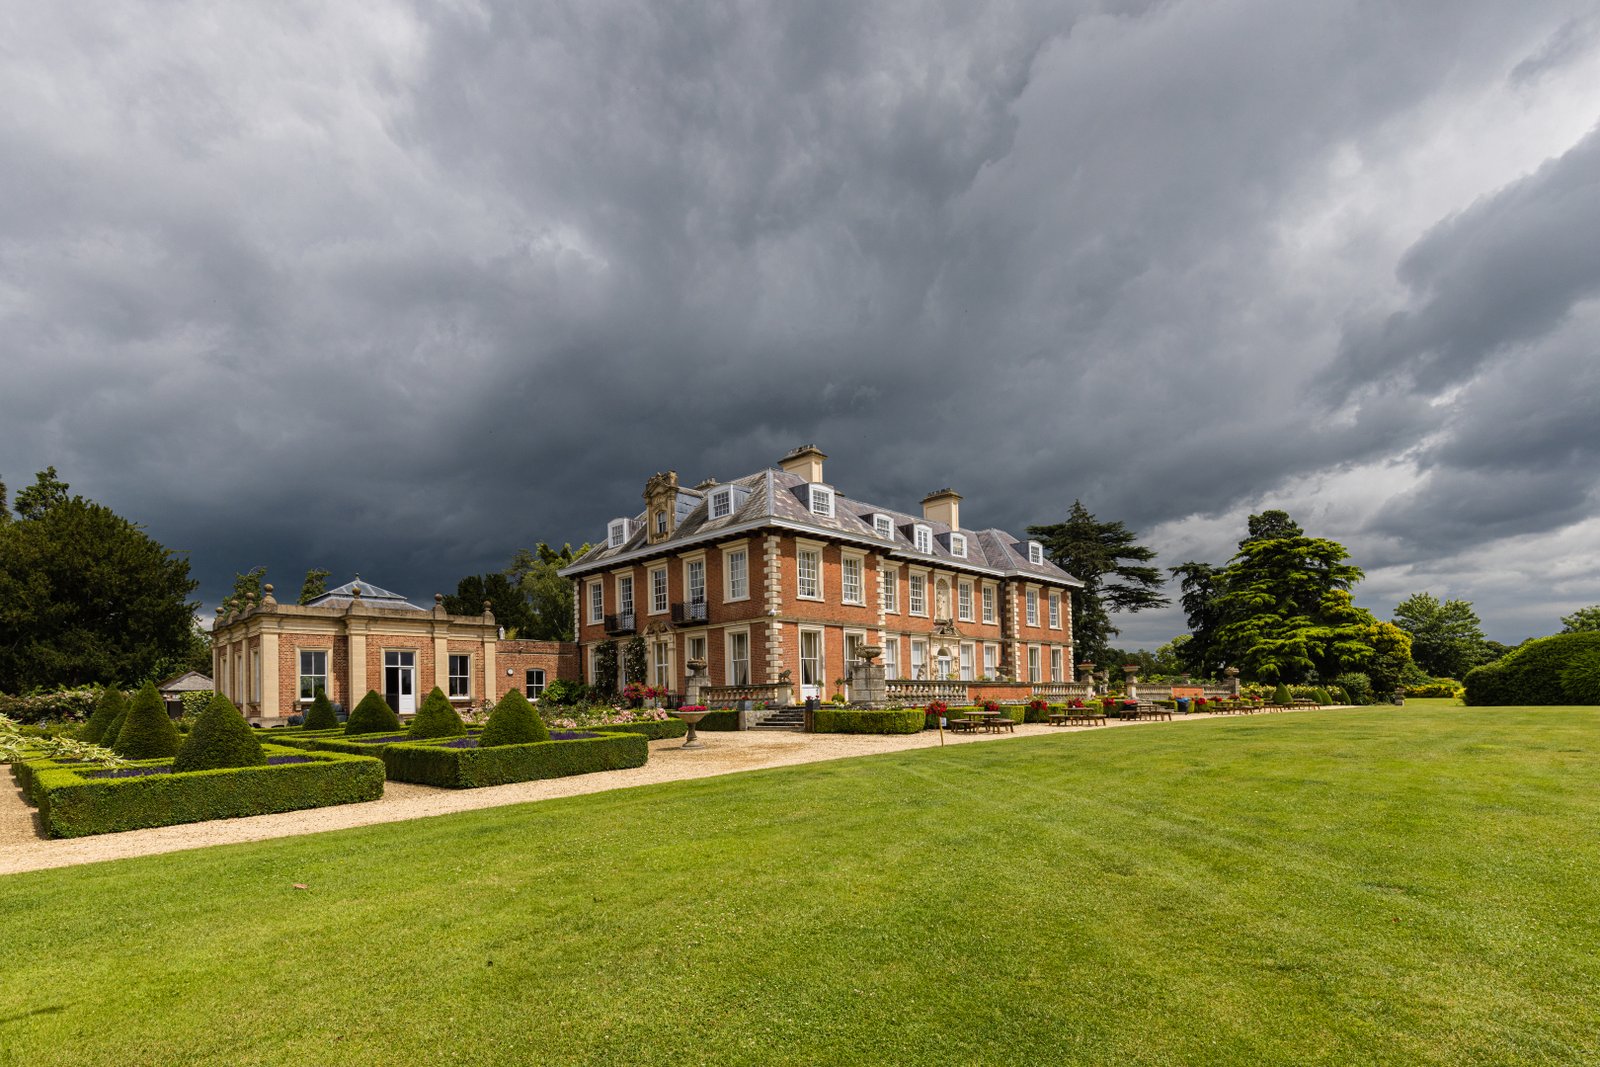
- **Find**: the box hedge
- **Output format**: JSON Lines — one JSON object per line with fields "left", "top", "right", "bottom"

{"left": 680, "top": 709, "right": 742, "bottom": 730}
{"left": 588, "top": 718, "right": 688, "bottom": 740}
{"left": 302, "top": 689, "right": 340, "bottom": 731}
{"left": 1464, "top": 632, "right": 1600, "bottom": 706}
{"left": 80, "top": 688, "right": 127, "bottom": 744}
{"left": 480, "top": 689, "right": 549, "bottom": 747}
{"left": 811, "top": 708, "right": 925, "bottom": 734}
{"left": 172, "top": 693, "right": 264, "bottom": 773}
{"left": 24, "top": 743, "right": 384, "bottom": 838}
{"left": 379, "top": 731, "right": 648, "bottom": 788}
{"left": 408, "top": 686, "right": 466, "bottom": 739}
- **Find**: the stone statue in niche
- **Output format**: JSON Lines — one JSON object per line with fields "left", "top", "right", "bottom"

{"left": 936, "top": 580, "right": 950, "bottom": 620}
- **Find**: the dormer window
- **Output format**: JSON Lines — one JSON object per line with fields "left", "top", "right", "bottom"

{"left": 654, "top": 510, "right": 668, "bottom": 535}
{"left": 1028, "top": 540, "right": 1044, "bottom": 566}
{"left": 809, "top": 484, "right": 835, "bottom": 518}
{"left": 710, "top": 488, "right": 732, "bottom": 519}
{"left": 608, "top": 519, "right": 631, "bottom": 548}
{"left": 873, "top": 514, "right": 894, "bottom": 539}
{"left": 914, "top": 525, "right": 932, "bottom": 553}
{"left": 950, "top": 532, "right": 967, "bottom": 559}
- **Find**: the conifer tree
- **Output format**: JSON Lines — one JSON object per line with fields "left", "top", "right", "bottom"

{"left": 408, "top": 686, "right": 466, "bottom": 739}
{"left": 302, "top": 688, "right": 339, "bottom": 730}
{"left": 479, "top": 688, "right": 549, "bottom": 747}
{"left": 81, "top": 687, "right": 127, "bottom": 744}
{"left": 344, "top": 690, "right": 402, "bottom": 735}
{"left": 112, "top": 681, "right": 181, "bottom": 759}
{"left": 173, "top": 693, "right": 265, "bottom": 772}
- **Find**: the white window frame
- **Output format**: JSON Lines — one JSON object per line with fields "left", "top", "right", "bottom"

{"left": 1026, "top": 588, "right": 1039, "bottom": 627}
{"left": 909, "top": 572, "right": 927, "bottom": 617}
{"left": 525, "top": 668, "right": 546, "bottom": 699}
{"left": 881, "top": 637, "right": 900, "bottom": 680}
{"left": 654, "top": 509, "right": 668, "bottom": 536}
{"left": 960, "top": 642, "right": 975, "bottom": 681}
{"left": 809, "top": 484, "right": 835, "bottom": 518}
{"left": 1049, "top": 591, "right": 1061, "bottom": 628}
{"left": 448, "top": 653, "right": 471, "bottom": 699}
{"left": 984, "top": 643, "right": 998, "bottom": 678}
{"left": 1028, "top": 540, "right": 1044, "bottom": 566}
{"left": 616, "top": 574, "right": 634, "bottom": 618}
{"left": 684, "top": 556, "right": 707, "bottom": 606}
{"left": 649, "top": 566, "right": 668, "bottom": 615}
{"left": 799, "top": 627, "right": 825, "bottom": 688}
{"left": 587, "top": 580, "right": 604, "bottom": 624}
{"left": 1029, "top": 645, "right": 1042, "bottom": 683}
{"left": 958, "top": 581, "right": 973, "bottom": 622}
{"left": 873, "top": 514, "right": 894, "bottom": 539}
{"left": 914, "top": 525, "right": 933, "bottom": 553}
{"left": 723, "top": 544, "right": 749, "bottom": 602}
{"left": 653, "top": 639, "right": 672, "bottom": 688}
{"left": 608, "top": 518, "right": 631, "bottom": 548}
{"left": 950, "top": 532, "right": 967, "bottom": 558}
{"left": 726, "top": 629, "right": 751, "bottom": 685}
{"left": 710, "top": 489, "right": 732, "bottom": 519}
{"left": 910, "top": 639, "right": 928, "bottom": 680}
{"left": 298, "top": 648, "right": 329, "bottom": 703}
{"left": 796, "top": 542, "right": 823, "bottom": 601}
{"left": 882, "top": 567, "right": 900, "bottom": 614}
{"left": 841, "top": 552, "right": 864, "bottom": 605}
{"left": 589, "top": 645, "right": 604, "bottom": 687}
{"left": 1051, "top": 647, "right": 1064, "bottom": 682}
{"left": 982, "top": 583, "right": 996, "bottom": 624}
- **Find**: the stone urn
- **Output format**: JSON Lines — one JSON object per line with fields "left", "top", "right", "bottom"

{"left": 857, "top": 645, "right": 882, "bottom": 663}
{"left": 674, "top": 707, "right": 712, "bottom": 749}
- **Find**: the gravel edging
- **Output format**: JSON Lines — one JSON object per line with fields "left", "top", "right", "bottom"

{"left": 0, "top": 708, "right": 1347, "bottom": 876}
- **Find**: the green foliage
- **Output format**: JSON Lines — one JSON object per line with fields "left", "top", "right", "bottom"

{"left": 443, "top": 572, "right": 535, "bottom": 636}
{"left": 381, "top": 731, "right": 647, "bottom": 788}
{"left": 0, "top": 686, "right": 102, "bottom": 725}
{"left": 584, "top": 718, "right": 688, "bottom": 740}
{"left": 540, "top": 678, "right": 588, "bottom": 706}
{"left": 172, "top": 694, "right": 266, "bottom": 773}
{"left": 220, "top": 566, "right": 267, "bottom": 617}
{"left": 1327, "top": 685, "right": 1349, "bottom": 704}
{"left": 504, "top": 542, "right": 591, "bottom": 641}
{"left": 480, "top": 688, "right": 550, "bottom": 747}
{"left": 1464, "top": 632, "right": 1600, "bottom": 706}
{"left": 811, "top": 708, "right": 925, "bottom": 734}
{"left": 409, "top": 687, "right": 466, "bottom": 739}
{"left": 1028, "top": 501, "right": 1168, "bottom": 665}
{"left": 623, "top": 637, "right": 648, "bottom": 685}
{"left": 1407, "top": 681, "right": 1463, "bottom": 699}
{"left": 1271, "top": 682, "right": 1292, "bottom": 705}
{"left": 112, "top": 682, "right": 180, "bottom": 759}
{"left": 1169, "top": 561, "right": 1227, "bottom": 676}
{"left": 178, "top": 690, "right": 213, "bottom": 717}
{"left": 1558, "top": 650, "right": 1600, "bottom": 705}
{"left": 1, "top": 713, "right": 125, "bottom": 770}
{"left": 297, "top": 569, "right": 330, "bottom": 605}
{"left": 0, "top": 474, "right": 200, "bottom": 693}
{"left": 1560, "top": 605, "right": 1600, "bottom": 633}
{"left": 1362, "top": 620, "right": 1414, "bottom": 699}
{"left": 1334, "top": 672, "right": 1373, "bottom": 705}
{"left": 1392, "top": 593, "right": 1491, "bottom": 679}
{"left": 593, "top": 641, "right": 619, "bottom": 697}
{"left": 27, "top": 744, "right": 384, "bottom": 838}
{"left": 302, "top": 688, "right": 339, "bottom": 731}
{"left": 345, "top": 690, "right": 402, "bottom": 735}
{"left": 1312, "top": 688, "right": 1332, "bottom": 705}
{"left": 81, "top": 688, "right": 127, "bottom": 743}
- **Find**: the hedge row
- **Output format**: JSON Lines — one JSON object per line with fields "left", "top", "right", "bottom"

{"left": 811, "top": 709, "right": 925, "bottom": 734}
{"left": 586, "top": 718, "right": 688, "bottom": 741}
{"left": 379, "top": 731, "right": 648, "bottom": 788}
{"left": 1465, "top": 632, "right": 1600, "bottom": 706}
{"left": 678, "top": 710, "right": 742, "bottom": 731}
{"left": 24, "top": 744, "right": 384, "bottom": 838}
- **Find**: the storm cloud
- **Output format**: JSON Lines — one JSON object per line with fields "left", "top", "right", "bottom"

{"left": 1, "top": 1, "right": 1597, "bottom": 646}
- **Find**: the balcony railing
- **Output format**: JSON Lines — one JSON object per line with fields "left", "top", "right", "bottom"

{"left": 603, "top": 612, "right": 636, "bottom": 636}
{"left": 671, "top": 601, "right": 708, "bottom": 626}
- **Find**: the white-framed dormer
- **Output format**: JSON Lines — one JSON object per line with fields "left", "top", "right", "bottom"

{"left": 608, "top": 518, "right": 633, "bottom": 549}
{"left": 807, "top": 484, "right": 836, "bottom": 519}
{"left": 872, "top": 513, "right": 895, "bottom": 540}
{"left": 1027, "top": 539, "right": 1045, "bottom": 566}
{"left": 949, "top": 531, "right": 967, "bottom": 559}
{"left": 913, "top": 524, "right": 933, "bottom": 554}
{"left": 709, "top": 487, "right": 734, "bottom": 520}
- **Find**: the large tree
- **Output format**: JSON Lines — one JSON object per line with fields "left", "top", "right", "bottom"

{"left": 443, "top": 572, "right": 535, "bottom": 636}
{"left": 1028, "top": 501, "right": 1167, "bottom": 666}
{"left": 1169, "top": 560, "right": 1227, "bottom": 676}
{"left": 1392, "top": 592, "right": 1489, "bottom": 678}
{"left": 1561, "top": 605, "right": 1600, "bottom": 633}
{"left": 0, "top": 470, "right": 199, "bottom": 692}
{"left": 505, "top": 542, "right": 590, "bottom": 641}
{"left": 297, "top": 568, "right": 330, "bottom": 604}
{"left": 219, "top": 566, "right": 266, "bottom": 616}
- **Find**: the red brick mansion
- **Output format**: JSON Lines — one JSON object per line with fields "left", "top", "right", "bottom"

{"left": 560, "top": 446, "right": 1082, "bottom": 702}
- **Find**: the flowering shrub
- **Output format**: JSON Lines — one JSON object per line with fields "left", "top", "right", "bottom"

{"left": 1069, "top": 698, "right": 1086, "bottom": 709}
{"left": 926, "top": 700, "right": 949, "bottom": 716}
{"left": 547, "top": 705, "right": 673, "bottom": 731}
{"left": 677, "top": 704, "right": 707, "bottom": 714}
{"left": 982, "top": 699, "right": 1000, "bottom": 712}
{"left": 1026, "top": 697, "right": 1049, "bottom": 714}
{"left": 0, "top": 686, "right": 103, "bottom": 725}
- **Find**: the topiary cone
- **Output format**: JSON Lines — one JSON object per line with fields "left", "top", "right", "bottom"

{"left": 479, "top": 688, "right": 549, "bottom": 748}
{"left": 173, "top": 693, "right": 266, "bottom": 772}
{"left": 1271, "top": 682, "right": 1293, "bottom": 705}
{"left": 408, "top": 687, "right": 466, "bottom": 739}
{"left": 113, "top": 681, "right": 181, "bottom": 759}
{"left": 81, "top": 687, "right": 127, "bottom": 744}
{"left": 302, "top": 688, "right": 339, "bottom": 730}
{"left": 345, "top": 690, "right": 402, "bottom": 736}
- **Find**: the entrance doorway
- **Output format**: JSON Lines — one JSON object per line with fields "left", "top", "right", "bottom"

{"left": 799, "top": 629, "right": 823, "bottom": 702}
{"left": 384, "top": 650, "right": 416, "bottom": 715}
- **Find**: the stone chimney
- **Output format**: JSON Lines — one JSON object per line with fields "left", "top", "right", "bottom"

{"left": 921, "top": 488, "right": 962, "bottom": 530}
{"left": 779, "top": 445, "right": 827, "bottom": 483}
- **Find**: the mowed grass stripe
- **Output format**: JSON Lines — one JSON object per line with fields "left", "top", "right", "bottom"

{"left": 2, "top": 705, "right": 1598, "bottom": 1066}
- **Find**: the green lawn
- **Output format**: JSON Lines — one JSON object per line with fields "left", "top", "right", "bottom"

{"left": 3, "top": 705, "right": 1598, "bottom": 1066}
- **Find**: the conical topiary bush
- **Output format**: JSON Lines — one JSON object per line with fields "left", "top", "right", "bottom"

{"left": 173, "top": 693, "right": 266, "bottom": 772}
{"left": 408, "top": 687, "right": 466, "bottom": 740}
{"left": 1312, "top": 687, "right": 1332, "bottom": 705}
{"left": 102, "top": 698, "right": 133, "bottom": 750}
{"left": 345, "top": 690, "right": 402, "bottom": 736}
{"left": 302, "top": 688, "right": 339, "bottom": 731}
{"left": 479, "top": 688, "right": 549, "bottom": 748}
{"left": 113, "top": 681, "right": 181, "bottom": 759}
{"left": 1271, "top": 682, "right": 1293, "bottom": 706}
{"left": 81, "top": 687, "right": 127, "bottom": 744}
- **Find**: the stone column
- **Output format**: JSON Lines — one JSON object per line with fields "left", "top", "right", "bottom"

{"left": 1123, "top": 665, "right": 1139, "bottom": 701}
{"left": 853, "top": 646, "right": 887, "bottom": 709}
{"left": 1225, "top": 666, "right": 1241, "bottom": 698}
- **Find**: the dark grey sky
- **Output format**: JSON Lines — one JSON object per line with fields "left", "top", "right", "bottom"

{"left": 3, "top": 2, "right": 1598, "bottom": 647}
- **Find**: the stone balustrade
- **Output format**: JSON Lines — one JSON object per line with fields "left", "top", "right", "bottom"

{"left": 702, "top": 683, "right": 783, "bottom": 707}
{"left": 886, "top": 680, "right": 969, "bottom": 705}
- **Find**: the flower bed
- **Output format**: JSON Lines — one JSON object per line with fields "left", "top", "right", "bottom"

{"left": 378, "top": 730, "right": 648, "bottom": 789}
{"left": 811, "top": 709, "right": 925, "bottom": 735}
{"left": 18, "top": 743, "right": 384, "bottom": 838}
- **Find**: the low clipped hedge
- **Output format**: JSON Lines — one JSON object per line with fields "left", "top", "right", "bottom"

{"left": 23, "top": 743, "right": 384, "bottom": 838}
{"left": 1465, "top": 632, "right": 1600, "bottom": 706}
{"left": 811, "top": 709, "right": 925, "bottom": 734}
{"left": 587, "top": 718, "right": 688, "bottom": 741}
{"left": 681, "top": 709, "right": 742, "bottom": 731}
{"left": 380, "top": 731, "right": 648, "bottom": 788}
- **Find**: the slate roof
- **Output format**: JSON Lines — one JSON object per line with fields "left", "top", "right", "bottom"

{"left": 562, "top": 468, "right": 1082, "bottom": 586}
{"left": 302, "top": 577, "right": 429, "bottom": 613}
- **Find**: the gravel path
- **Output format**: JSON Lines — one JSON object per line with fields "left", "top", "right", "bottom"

{"left": 0, "top": 711, "right": 1306, "bottom": 876}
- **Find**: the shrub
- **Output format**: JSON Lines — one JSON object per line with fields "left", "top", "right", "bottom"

{"left": 540, "top": 678, "right": 588, "bottom": 706}
{"left": 1406, "top": 680, "right": 1464, "bottom": 699}
{"left": 302, "top": 688, "right": 339, "bottom": 731}
{"left": 172, "top": 694, "right": 265, "bottom": 773}
{"left": 345, "top": 690, "right": 402, "bottom": 736}
{"left": 381, "top": 731, "right": 648, "bottom": 788}
{"left": 0, "top": 686, "right": 102, "bottom": 725}
{"left": 811, "top": 709, "right": 924, "bottom": 734}
{"left": 112, "top": 682, "right": 180, "bottom": 759}
{"left": 1559, "top": 649, "right": 1600, "bottom": 705}
{"left": 1270, "top": 683, "right": 1293, "bottom": 706}
{"left": 1464, "top": 632, "right": 1600, "bottom": 706}
{"left": 409, "top": 687, "right": 466, "bottom": 739}
{"left": 585, "top": 718, "right": 687, "bottom": 741}
{"left": 480, "top": 689, "right": 550, "bottom": 747}
{"left": 80, "top": 688, "right": 127, "bottom": 744}
{"left": 1333, "top": 673, "right": 1373, "bottom": 706}
{"left": 1311, "top": 688, "right": 1332, "bottom": 705}
{"left": 1326, "top": 685, "right": 1349, "bottom": 704}
{"left": 29, "top": 744, "right": 384, "bottom": 838}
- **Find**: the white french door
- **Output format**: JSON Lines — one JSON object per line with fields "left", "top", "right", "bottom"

{"left": 384, "top": 650, "right": 416, "bottom": 715}
{"left": 799, "top": 629, "right": 824, "bottom": 701}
